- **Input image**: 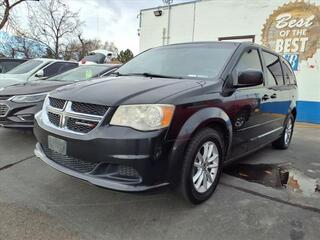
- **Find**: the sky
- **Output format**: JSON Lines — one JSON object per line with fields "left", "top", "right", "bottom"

{"left": 65, "top": 0, "right": 193, "bottom": 54}
{"left": 10, "top": 0, "right": 193, "bottom": 55}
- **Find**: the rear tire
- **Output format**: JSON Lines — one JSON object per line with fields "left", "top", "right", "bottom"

{"left": 272, "top": 114, "right": 295, "bottom": 149}
{"left": 179, "top": 128, "right": 224, "bottom": 204}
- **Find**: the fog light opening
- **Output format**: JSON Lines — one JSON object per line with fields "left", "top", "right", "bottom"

{"left": 17, "top": 114, "right": 34, "bottom": 121}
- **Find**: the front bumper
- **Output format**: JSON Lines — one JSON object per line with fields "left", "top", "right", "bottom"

{"left": 0, "top": 100, "right": 42, "bottom": 128}
{"left": 34, "top": 143, "right": 169, "bottom": 191}
{"left": 33, "top": 118, "right": 172, "bottom": 192}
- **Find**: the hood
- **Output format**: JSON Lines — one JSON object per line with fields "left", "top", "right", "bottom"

{"left": 0, "top": 73, "right": 29, "bottom": 88}
{"left": 50, "top": 76, "right": 204, "bottom": 106}
{"left": 0, "top": 80, "right": 70, "bottom": 96}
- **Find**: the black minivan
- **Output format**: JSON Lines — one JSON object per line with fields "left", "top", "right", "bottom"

{"left": 33, "top": 42, "right": 298, "bottom": 204}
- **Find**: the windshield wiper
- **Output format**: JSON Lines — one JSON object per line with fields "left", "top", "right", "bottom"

{"left": 113, "top": 72, "right": 183, "bottom": 79}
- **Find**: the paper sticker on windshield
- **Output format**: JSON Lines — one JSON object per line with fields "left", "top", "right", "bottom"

{"left": 85, "top": 70, "right": 93, "bottom": 79}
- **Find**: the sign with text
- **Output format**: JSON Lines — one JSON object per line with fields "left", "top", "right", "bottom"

{"left": 283, "top": 53, "right": 299, "bottom": 71}
{"left": 261, "top": 2, "right": 320, "bottom": 61}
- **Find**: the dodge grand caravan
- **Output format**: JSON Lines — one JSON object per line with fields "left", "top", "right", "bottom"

{"left": 34, "top": 42, "right": 298, "bottom": 204}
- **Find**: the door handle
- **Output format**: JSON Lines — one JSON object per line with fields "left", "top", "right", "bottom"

{"left": 262, "top": 94, "right": 269, "bottom": 101}
{"left": 270, "top": 93, "right": 277, "bottom": 99}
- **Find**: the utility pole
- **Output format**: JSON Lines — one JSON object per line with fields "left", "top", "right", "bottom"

{"left": 163, "top": 0, "right": 173, "bottom": 45}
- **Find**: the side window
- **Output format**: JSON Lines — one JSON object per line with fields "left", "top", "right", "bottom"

{"left": 282, "top": 59, "right": 296, "bottom": 85}
{"left": 43, "top": 62, "right": 78, "bottom": 77}
{"left": 262, "top": 51, "right": 284, "bottom": 86}
{"left": 43, "top": 62, "right": 62, "bottom": 77}
{"left": 57, "top": 63, "right": 78, "bottom": 74}
{"left": 235, "top": 49, "right": 263, "bottom": 73}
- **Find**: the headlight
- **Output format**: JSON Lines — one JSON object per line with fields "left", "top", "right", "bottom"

{"left": 10, "top": 92, "right": 48, "bottom": 103}
{"left": 110, "top": 104, "right": 175, "bottom": 131}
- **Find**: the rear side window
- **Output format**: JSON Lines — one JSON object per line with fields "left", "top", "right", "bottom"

{"left": 282, "top": 59, "right": 296, "bottom": 85}
{"left": 235, "top": 49, "right": 262, "bottom": 73}
{"left": 262, "top": 51, "right": 284, "bottom": 86}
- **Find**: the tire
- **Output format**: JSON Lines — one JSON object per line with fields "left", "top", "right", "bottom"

{"left": 179, "top": 128, "right": 224, "bottom": 204}
{"left": 272, "top": 114, "right": 295, "bottom": 150}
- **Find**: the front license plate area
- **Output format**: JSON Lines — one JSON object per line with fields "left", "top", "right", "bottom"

{"left": 48, "top": 135, "right": 67, "bottom": 155}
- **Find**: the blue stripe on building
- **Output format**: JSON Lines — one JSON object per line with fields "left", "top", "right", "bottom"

{"left": 297, "top": 101, "right": 320, "bottom": 124}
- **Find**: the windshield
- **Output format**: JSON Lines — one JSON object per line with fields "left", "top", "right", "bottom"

{"left": 47, "top": 65, "right": 111, "bottom": 82}
{"left": 6, "top": 60, "right": 43, "bottom": 74}
{"left": 117, "top": 44, "right": 236, "bottom": 79}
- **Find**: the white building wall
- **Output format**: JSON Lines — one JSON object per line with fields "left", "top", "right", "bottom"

{"left": 139, "top": 9, "right": 167, "bottom": 51}
{"left": 139, "top": 0, "right": 320, "bottom": 123}
{"left": 193, "top": 0, "right": 280, "bottom": 42}
{"left": 169, "top": 4, "right": 195, "bottom": 44}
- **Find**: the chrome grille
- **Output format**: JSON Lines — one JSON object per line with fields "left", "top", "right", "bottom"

{"left": 49, "top": 97, "right": 66, "bottom": 109}
{"left": 44, "top": 97, "right": 107, "bottom": 134}
{"left": 42, "top": 145, "right": 98, "bottom": 173}
{"left": 48, "top": 112, "right": 60, "bottom": 127}
{"left": 71, "top": 102, "right": 108, "bottom": 116}
{"left": 0, "top": 104, "right": 9, "bottom": 117}
{"left": 67, "top": 118, "right": 98, "bottom": 134}
{"left": 0, "top": 95, "right": 13, "bottom": 100}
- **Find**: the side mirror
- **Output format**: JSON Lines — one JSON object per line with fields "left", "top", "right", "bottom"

{"left": 35, "top": 69, "right": 44, "bottom": 78}
{"left": 235, "top": 70, "right": 263, "bottom": 87}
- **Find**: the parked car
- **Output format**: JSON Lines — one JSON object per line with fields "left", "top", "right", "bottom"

{"left": 0, "top": 58, "right": 28, "bottom": 73}
{"left": 0, "top": 64, "right": 120, "bottom": 128}
{"left": 80, "top": 49, "right": 116, "bottom": 64}
{"left": 33, "top": 42, "right": 297, "bottom": 204}
{"left": 0, "top": 58, "right": 78, "bottom": 88}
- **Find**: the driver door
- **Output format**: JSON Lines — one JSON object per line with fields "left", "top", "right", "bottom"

{"left": 230, "top": 47, "right": 271, "bottom": 158}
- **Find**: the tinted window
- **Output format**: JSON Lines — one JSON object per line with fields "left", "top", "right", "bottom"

{"left": 57, "top": 63, "right": 78, "bottom": 74}
{"left": 235, "top": 49, "right": 262, "bottom": 73}
{"left": 282, "top": 59, "right": 296, "bottom": 85}
{"left": 117, "top": 44, "right": 236, "bottom": 79}
{"left": 6, "top": 60, "right": 42, "bottom": 74}
{"left": 263, "top": 51, "right": 284, "bottom": 86}
{"left": 43, "top": 62, "right": 78, "bottom": 77}
{"left": 1, "top": 62, "right": 22, "bottom": 73}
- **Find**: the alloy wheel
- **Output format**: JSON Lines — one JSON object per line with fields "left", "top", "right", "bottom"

{"left": 284, "top": 118, "right": 293, "bottom": 145}
{"left": 192, "top": 141, "right": 219, "bottom": 193}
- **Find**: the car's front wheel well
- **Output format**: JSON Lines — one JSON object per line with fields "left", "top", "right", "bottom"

{"left": 192, "top": 120, "right": 229, "bottom": 156}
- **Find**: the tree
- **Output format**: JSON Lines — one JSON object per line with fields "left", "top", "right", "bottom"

{"left": 64, "top": 35, "right": 102, "bottom": 60}
{"left": 117, "top": 49, "right": 134, "bottom": 63}
{"left": 0, "top": 0, "right": 32, "bottom": 30}
{"left": 64, "top": 36, "right": 121, "bottom": 61}
{"left": 25, "top": 0, "right": 82, "bottom": 59}
{"left": 0, "top": 30, "right": 45, "bottom": 58}
{"left": 103, "top": 41, "right": 119, "bottom": 56}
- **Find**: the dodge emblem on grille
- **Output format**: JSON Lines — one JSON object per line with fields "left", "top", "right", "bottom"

{"left": 45, "top": 99, "right": 105, "bottom": 134}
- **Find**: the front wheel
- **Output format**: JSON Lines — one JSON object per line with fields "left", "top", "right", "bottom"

{"left": 272, "top": 114, "right": 295, "bottom": 149}
{"left": 179, "top": 128, "right": 224, "bottom": 204}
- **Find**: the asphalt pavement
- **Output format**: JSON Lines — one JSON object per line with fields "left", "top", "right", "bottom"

{"left": 0, "top": 124, "right": 319, "bottom": 240}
